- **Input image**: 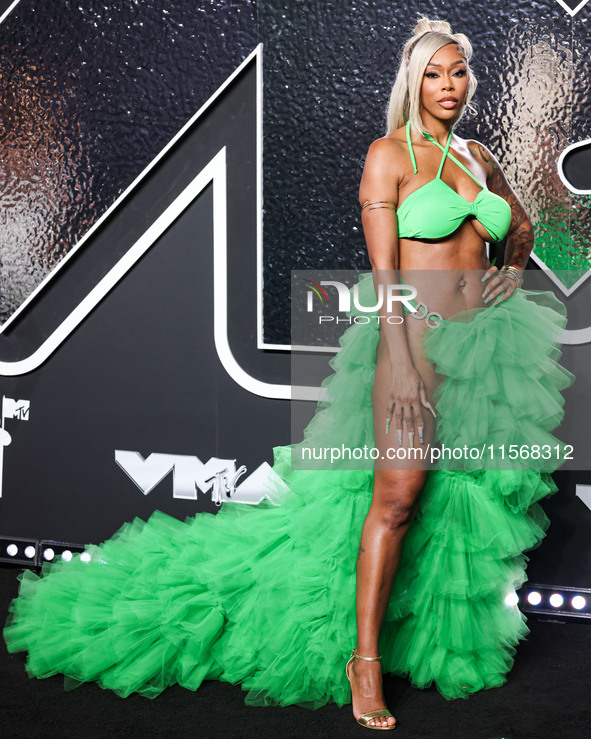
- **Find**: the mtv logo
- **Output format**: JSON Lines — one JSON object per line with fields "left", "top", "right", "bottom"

{"left": 2, "top": 397, "right": 30, "bottom": 421}
{"left": 0, "top": 396, "right": 31, "bottom": 498}
{"left": 114, "top": 451, "right": 288, "bottom": 505}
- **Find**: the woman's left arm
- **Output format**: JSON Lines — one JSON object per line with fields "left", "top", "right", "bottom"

{"left": 470, "top": 141, "right": 534, "bottom": 304}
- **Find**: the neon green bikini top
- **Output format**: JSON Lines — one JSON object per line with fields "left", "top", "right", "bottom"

{"left": 397, "top": 121, "right": 512, "bottom": 242}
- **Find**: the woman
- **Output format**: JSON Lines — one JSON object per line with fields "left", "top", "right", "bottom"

{"left": 4, "top": 16, "right": 572, "bottom": 733}
{"left": 347, "top": 15, "right": 572, "bottom": 730}
{"left": 350, "top": 17, "right": 521, "bottom": 729}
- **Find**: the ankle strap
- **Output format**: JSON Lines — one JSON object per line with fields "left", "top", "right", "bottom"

{"left": 351, "top": 648, "right": 382, "bottom": 662}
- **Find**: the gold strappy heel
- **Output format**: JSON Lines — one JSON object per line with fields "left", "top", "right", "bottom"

{"left": 345, "top": 649, "right": 396, "bottom": 731}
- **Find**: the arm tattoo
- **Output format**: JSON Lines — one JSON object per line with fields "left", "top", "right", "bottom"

{"left": 357, "top": 545, "right": 365, "bottom": 561}
{"left": 504, "top": 220, "right": 533, "bottom": 270}
{"left": 469, "top": 142, "right": 533, "bottom": 269}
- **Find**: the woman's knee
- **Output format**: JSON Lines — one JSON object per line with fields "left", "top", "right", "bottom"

{"left": 377, "top": 497, "right": 419, "bottom": 530}
{"left": 371, "top": 471, "right": 426, "bottom": 530}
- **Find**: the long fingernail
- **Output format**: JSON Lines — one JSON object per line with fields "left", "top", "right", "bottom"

{"left": 397, "top": 429, "right": 403, "bottom": 447}
{"left": 481, "top": 273, "right": 490, "bottom": 282}
{"left": 483, "top": 294, "right": 492, "bottom": 303}
{"left": 427, "top": 403, "right": 436, "bottom": 418}
{"left": 418, "top": 426, "right": 424, "bottom": 444}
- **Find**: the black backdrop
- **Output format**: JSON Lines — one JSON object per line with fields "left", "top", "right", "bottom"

{"left": 0, "top": 0, "right": 588, "bottom": 594}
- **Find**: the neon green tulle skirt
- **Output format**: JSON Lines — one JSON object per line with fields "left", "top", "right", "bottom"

{"left": 4, "top": 278, "right": 574, "bottom": 707}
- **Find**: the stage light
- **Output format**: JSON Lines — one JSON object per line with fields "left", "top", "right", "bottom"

{"left": 0, "top": 536, "right": 38, "bottom": 566}
{"left": 0, "top": 536, "right": 85, "bottom": 568}
{"left": 520, "top": 583, "right": 591, "bottom": 621}
{"left": 505, "top": 592, "right": 519, "bottom": 607}
{"left": 39, "top": 540, "right": 86, "bottom": 566}
{"left": 80, "top": 552, "right": 91, "bottom": 563}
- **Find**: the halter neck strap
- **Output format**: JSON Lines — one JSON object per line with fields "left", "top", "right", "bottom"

{"left": 405, "top": 121, "right": 417, "bottom": 174}
{"left": 422, "top": 127, "right": 454, "bottom": 179}
{"left": 418, "top": 127, "right": 485, "bottom": 188}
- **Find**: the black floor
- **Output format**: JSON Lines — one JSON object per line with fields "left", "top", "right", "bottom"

{"left": 1, "top": 564, "right": 590, "bottom": 739}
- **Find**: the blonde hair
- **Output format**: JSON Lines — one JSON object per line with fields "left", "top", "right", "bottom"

{"left": 386, "top": 16, "right": 478, "bottom": 136}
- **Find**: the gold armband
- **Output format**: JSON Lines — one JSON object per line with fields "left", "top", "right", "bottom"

{"left": 361, "top": 200, "right": 396, "bottom": 213}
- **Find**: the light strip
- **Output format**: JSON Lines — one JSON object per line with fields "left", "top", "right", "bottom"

{"left": 553, "top": 0, "right": 590, "bottom": 17}
{"left": 212, "top": 150, "right": 319, "bottom": 400}
{"left": 557, "top": 138, "right": 591, "bottom": 195}
{"left": 0, "top": 154, "right": 226, "bottom": 375}
{"left": 519, "top": 582, "right": 591, "bottom": 618}
{"left": 0, "top": 0, "right": 21, "bottom": 25}
{"left": 0, "top": 146, "right": 323, "bottom": 399}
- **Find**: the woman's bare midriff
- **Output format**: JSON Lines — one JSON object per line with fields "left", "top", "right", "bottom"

{"left": 399, "top": 219, "right": 490, "bottom": 308}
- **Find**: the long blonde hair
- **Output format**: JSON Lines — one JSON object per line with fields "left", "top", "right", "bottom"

{"left": 386, "top": 16, "right": 478, "bottom": 136}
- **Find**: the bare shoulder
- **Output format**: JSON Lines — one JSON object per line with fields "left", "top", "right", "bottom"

{"left": 360, "top": 127, "right": 409, "bottom": 201}
{"left": 364, "top": 131, "right": 408, "bottom": 169}
{"left": 359, "top": 139, "right": 401, "bottom": 206}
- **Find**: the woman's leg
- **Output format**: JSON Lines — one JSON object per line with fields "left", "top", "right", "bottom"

{"left": 348, "top": 326, "right": 438, "bottom": 728}
{"left": 349, "top": 469, "right": 426, "bottom": 728}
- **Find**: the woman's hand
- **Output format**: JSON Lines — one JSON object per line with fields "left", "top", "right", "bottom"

{"left": 481, "top": 265, "right": 521, "bottom": 306}
{"left": 386, "top": 365, "right": 436, "bottom": 447}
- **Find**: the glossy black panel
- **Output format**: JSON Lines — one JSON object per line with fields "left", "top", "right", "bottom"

{"left": 0, "top": 0, "right": 257, "bottom": 324}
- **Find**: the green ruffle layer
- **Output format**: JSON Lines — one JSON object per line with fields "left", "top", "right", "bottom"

{"left": 4, "top": 280, "right": 573, "bottom": 707}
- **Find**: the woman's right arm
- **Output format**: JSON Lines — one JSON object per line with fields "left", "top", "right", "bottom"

{"left": 359, "top": 138, "right": 432, "bottom": 446}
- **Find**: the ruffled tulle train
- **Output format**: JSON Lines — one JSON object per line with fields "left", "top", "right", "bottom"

{"left": 4, "top": 277, "right": 573, "bottom": 707}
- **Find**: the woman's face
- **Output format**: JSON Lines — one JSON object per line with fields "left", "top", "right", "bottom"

{"left": 420, "top": 43, "right": 469, "bottom": 124}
